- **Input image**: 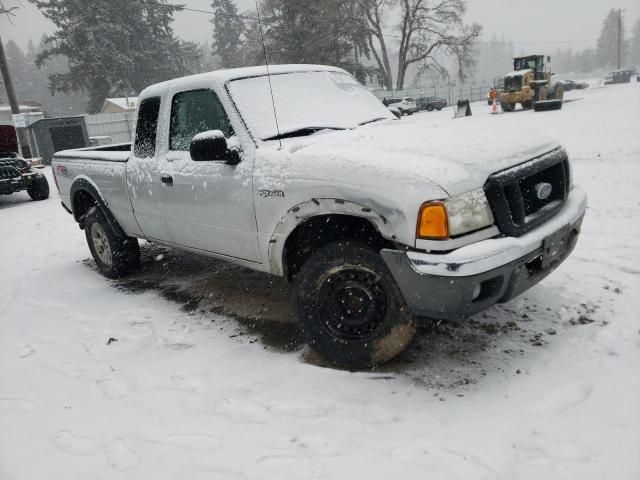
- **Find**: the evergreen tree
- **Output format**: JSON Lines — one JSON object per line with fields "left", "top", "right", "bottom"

{"left": 259, "top": 0, "right": 369, "bottom": 73}
{"left": 2, "top": 36, "right": 88, "bottom": 116}
{"left": 596, "top": 9, "right": 628, "bottom": 69}
{"left": 29, "top": 0, "right": 201, "bottom": 113}
{"left": 211, "top": 0, "right": 246, "bottom": 68}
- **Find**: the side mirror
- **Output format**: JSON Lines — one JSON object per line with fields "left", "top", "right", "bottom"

{"left": 190, "top": 130, "right": 240, "bottom": 165}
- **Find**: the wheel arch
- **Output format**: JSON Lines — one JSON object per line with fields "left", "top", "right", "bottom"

{"left": 69, "top": 176, "right": 126, "bottom": 239}
{"left": 269, "top": 198, "right": 398, "bottom": 280}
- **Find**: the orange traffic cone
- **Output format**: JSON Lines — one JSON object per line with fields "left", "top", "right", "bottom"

{"left": 492, "top": 97, "right": 498, "bottom": 114}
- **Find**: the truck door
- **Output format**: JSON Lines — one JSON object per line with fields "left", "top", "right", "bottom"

{"left": 157, "top": 88, "right": 261, "bottom": 262}
{"left": 126, "top": 96, "right": 167, "bottom": 241}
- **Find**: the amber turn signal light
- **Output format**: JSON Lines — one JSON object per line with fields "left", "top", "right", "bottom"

{"left": 417, "top": 202, "right": 449, "bottom": 239}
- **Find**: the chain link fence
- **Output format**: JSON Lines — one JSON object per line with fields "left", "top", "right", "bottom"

{"left": 372, "top": 85, "right": 494, "bottom": 106}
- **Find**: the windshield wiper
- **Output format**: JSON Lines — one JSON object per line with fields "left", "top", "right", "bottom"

{"left": 358, "top": 117, "right": 388, "bottom": 126}
{"left": 263, "top": 127, "right": 346, "bottom": 141}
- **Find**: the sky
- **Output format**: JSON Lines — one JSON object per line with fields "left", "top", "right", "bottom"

{"left": 2, "top": 0, "right": 640, "bottom": 54}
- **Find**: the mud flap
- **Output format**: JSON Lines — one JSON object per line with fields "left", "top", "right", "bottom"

{"left": 534, "top": 99, "right": 563, "bottom": 111}
{"left": 454, "top": 99, "right": 472, "bottom": 118}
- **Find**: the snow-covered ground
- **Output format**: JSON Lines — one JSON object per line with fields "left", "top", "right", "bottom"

{"left": 1, "top": 82, "right": 639, "bottom": 480}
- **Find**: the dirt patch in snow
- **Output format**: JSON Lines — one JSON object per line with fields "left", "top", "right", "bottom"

{"left": 93, "top": 242, "right": 606, "bottom": 387}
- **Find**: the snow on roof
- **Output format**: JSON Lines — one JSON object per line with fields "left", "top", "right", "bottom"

{"left": 140, "top": 64, "right": 346, "bottom": 98}
{"left": 103, "top": 97, "right": 139, "bottom": 110}
{"left": 0, "top": 105, "right": 43, "bottom": 113}
{"left": 505, "top": 69, "right": 533, "bottom": 78}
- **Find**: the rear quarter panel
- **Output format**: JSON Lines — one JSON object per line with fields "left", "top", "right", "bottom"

{"left": 53, "top": 155, "right": 142, "bottom": 238}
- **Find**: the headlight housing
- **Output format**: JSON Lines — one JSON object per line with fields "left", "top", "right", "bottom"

{"left": 417, "top": 189, "right": 494, "bottom": 239}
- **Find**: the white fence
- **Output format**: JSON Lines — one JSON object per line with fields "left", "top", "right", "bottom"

{"left": 85, "top": 112, "right": 135, "bottom": 145}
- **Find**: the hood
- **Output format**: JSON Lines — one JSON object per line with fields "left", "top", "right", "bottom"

{"left": 263, "top": 115, "right": 560, "bottom": 197}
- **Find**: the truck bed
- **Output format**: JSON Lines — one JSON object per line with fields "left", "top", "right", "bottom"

{"left": 52, "top": 142, "right": 142, "bottom": 237}
{"left": 54, "top": 143, "right": 131, "bottom": 163}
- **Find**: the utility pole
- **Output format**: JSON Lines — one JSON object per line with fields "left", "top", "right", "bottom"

{"left": 618, "top": 8, "right": 622, "bottom": 70}
{"left": 0, "top": 34, "right": 31, "bottom": 157}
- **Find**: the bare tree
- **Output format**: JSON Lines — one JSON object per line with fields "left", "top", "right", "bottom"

{"left": 354, "top": 0, "right": 480, "bottom": 90}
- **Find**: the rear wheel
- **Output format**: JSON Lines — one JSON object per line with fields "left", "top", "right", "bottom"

{"left": 27, "top": 176, "right": 49, "bottom": 201}
{"left": 427, "top": 105, "right": 434, "bottom": 112}
{"left": 294, "top": 241, "right": 416, "bottom": 369}
{"left": 84, "top": 208, "right": 140, "bottom": 278}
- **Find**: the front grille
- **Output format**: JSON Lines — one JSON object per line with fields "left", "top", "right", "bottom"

{"left": 484, "top": 148, "right": 570, "bottom": 237}
{"left": 0, "top": 166, "right": 21, "bottom": 180}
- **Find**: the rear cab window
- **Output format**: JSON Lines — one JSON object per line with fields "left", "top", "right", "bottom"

{"left": 134, "top": 97, "right": 161, "bottom": 158}
{"left": 169, "top": 89, "right": 233, "bottom": 151}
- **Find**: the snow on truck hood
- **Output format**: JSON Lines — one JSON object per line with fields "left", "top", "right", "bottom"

{"left": 264, "top": 117, "right": 560, "bottom": 197}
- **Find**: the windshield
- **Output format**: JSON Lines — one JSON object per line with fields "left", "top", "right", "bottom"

{"left": 227, "top": 70, "right": 394, "bottom": 141}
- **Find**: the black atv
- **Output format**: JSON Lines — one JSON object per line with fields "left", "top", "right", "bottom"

{"left": 0, "top": 152, "right": 50, "bottom": 201}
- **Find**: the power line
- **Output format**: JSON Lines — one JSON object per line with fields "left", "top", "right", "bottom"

{"left": 140, "top": 1, "right": 597, "bottom": 48}
{"left": 138, "top": 0, "right": 258, "bottom": 20}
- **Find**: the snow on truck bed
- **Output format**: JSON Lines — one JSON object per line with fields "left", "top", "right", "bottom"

{"left": 1, "top": 83, "right": 639, "bottom": 479}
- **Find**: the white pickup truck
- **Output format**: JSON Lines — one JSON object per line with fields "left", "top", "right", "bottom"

{"left": 52, "top": 64, "right": 587, "bottom": 368}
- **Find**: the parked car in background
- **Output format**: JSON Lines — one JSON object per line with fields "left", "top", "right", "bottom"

{"left": 417, "top": 96, "right": 447, "bottom": 111}
{"left": 604, "top": 70, "right": 635, "bottom": 85}
{"left": 558, "top": 80, "right": 589, "bottom": 91}
{"left": 0, "top": 152, "right": 49, "bottom": 201}
{"left": 383, "top": 97, "right": 417, "bottom": 116}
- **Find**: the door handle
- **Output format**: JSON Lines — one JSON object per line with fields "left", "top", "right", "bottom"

{"left": 161, "top": 175, "right": 173, "bottom": 186}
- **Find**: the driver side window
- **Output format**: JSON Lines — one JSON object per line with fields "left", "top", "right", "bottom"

{"left": 169, "top": 89, "right": 233, "bottom": 151}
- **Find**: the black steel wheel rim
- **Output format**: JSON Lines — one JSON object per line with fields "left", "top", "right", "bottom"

{"left": 318, "top": 268, "right": 388, "bottom": 341}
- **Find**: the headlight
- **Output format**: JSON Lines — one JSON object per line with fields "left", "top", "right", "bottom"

{"left": 445, "top": 189, "right": 494, "bottom": 236}
{"left": 417, "top": 189, "right": 494, "bottom": 239}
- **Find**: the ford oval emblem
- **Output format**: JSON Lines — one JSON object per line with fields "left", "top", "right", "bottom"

{"left": 535, "top": 182, "right": 553, "bottom": 200}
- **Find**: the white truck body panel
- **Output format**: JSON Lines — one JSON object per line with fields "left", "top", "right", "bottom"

{"left": 52, "top": 64, "right": 582, "bottom": 278}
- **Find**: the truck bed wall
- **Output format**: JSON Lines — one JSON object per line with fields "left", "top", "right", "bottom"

{"left": 52, "top": 150, "right": 142, "bottom": 238}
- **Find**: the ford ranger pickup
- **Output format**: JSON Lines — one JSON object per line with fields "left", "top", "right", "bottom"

{"left": 52, "top": 64, "right": 587, "bottom": 368}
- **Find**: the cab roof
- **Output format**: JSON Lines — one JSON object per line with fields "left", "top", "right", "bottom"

{"left": 139, "top": 64, "right": 347, "bottom": 99}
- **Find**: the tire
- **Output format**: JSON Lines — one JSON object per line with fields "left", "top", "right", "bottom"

{"left": 294, "top": 241, "right": 416, "bottom": 369}
{"left": 436, "top": 107, "right": 442, "bottom": 111}
{"left": 522, "top": 101, "right": 533, "bottom": 110}
{"left": 27, "top": 175, "right": 50, "bottom": 201}
{"left": 84, "top": 208, "right": 140, "bottom": 278}
{"left": 399, "top": 109, "right": 405, "bottom": 116}
{"left": 427, "top": 105, "right": 434, "bottom": 111}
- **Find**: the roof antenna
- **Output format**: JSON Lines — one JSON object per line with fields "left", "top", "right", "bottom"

{"left": 254, "top": 0, "right": 282, "bottom": 148}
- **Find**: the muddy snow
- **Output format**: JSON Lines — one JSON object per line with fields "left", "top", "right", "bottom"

{"left": 1, "top": 82, "right": 639, "bottom": 479}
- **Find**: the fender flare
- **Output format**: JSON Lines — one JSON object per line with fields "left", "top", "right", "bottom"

{"left": 69, "top": 177, "right": 126, "bottom": 239}
{"left": 267, "top": 198, "right": 398, "bottom": 276}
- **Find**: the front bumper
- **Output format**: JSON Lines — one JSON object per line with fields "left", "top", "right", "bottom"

{"left": 0, "top": 172, "right": 43, "bottom": 195}
{"left": 382, "top": 187, "right": 587, "bottom": 319}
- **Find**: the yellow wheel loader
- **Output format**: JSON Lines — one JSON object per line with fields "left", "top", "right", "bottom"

{"left": 499, "top": 55, "right": 564, "bottom": 112}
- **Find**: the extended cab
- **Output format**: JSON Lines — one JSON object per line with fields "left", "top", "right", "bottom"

{"left": 52, "top": 65, "right": 587, "bottom": 368}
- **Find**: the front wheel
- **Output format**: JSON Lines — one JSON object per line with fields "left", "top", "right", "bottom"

{"left": 84, "top": 208, "right": 140, "bottom": 278}
{"left": 294, "top": 241, "right": 416, "bottom": 369}
{"left": 427, "top": 105, "right": 434, "bottom": 111}
{"left": 27, "top": 176, "right": 50, "bottom": 201}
